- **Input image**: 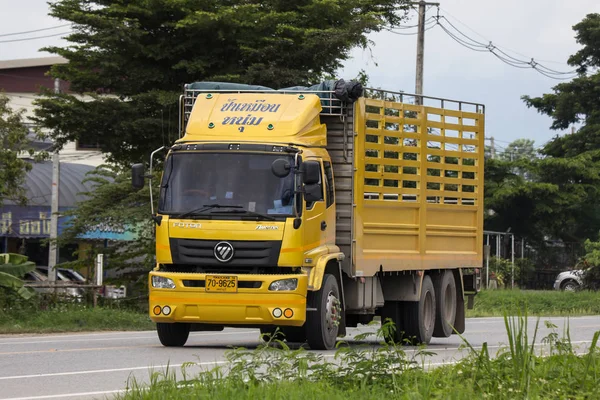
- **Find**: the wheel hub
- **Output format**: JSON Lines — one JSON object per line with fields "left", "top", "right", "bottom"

{"left": 325, "top": 291, "right": 341, "bottom": 332}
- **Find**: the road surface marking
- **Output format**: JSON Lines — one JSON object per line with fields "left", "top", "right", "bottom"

{"left": 1, "top": 389, "right": 126, "bottom": 400}
{"left": 0, "top": 344, "right": 157, "bottom": 356}
{"left": 0, "top": 328, "right": 255, "bottom": 342}
{"left": 0, "top": 360, "right": 228, "bottom": 381}
{"left": 0, "top": 330, "right": 257, "bottom": 346}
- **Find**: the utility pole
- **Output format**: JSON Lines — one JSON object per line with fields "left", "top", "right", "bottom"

{"left": 412, "top": 1, "right": 440, "bottom": 105}
{"left": 490, "top": 136, "right": 496, "bottom": 159}
{"left": 48, "top": 78, "right": 61, "bottom": 284}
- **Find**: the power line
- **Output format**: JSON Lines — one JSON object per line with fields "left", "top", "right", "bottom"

{"left": 0, "top": 24, "right": 72, "bottom": 38}
{"left": 385, "top": 21, "right": 437, "bottom": 36}
{"left": 434, "top": 16, "right": 578, "bottom": 80}
{"left": 438, "top": 7, "right": 572, "bottom": 66}
{"left": 0, "top": 31, "right": 72, "bottom": 44}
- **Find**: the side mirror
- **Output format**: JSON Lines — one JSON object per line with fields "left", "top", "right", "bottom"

{"left": 304, "top": 183, "right": 322, "bottom": 203}
{"left": 301, "top": 161, "right": 320, "bottom": 185}
{"left": 271, "top": 158, "right": 291, "bottom": 178}
{"left": 132, "top": 163, "right": 145, "bottom": 189}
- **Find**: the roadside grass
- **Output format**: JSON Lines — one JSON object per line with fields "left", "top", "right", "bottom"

{"left": 467, "top": 289, "right": 600, "bottom": 317}
{"left": 0, "top": 289, "right": 153, "bottom": 333}
{"left": 117, "top": 313, "right": 600, "bottom": 400}
{"left": 0, "top": 305, "right": 154, "bottom": 333}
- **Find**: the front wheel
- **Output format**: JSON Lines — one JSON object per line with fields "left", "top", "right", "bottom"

{"left": 306, "top": 274, "right": 341, "bottom": 350}
{"left": 156, "top": 322, "right": 190, "bottom": 347}
{"left": 562, "top": 280, "right": 580, "bottom": 291}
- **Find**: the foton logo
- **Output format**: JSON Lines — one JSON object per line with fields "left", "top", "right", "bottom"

{"left": 172, "top": 222, "right": 201, "bottom": 229}
{"left": 214, "top": 242, "right": 234, "bottom": 263}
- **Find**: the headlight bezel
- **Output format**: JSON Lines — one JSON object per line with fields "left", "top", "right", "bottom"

{"left": 268, "top": 278, "right": 299, "bottom": 291}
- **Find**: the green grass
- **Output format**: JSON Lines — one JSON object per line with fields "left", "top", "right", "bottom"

{"left": 467, "top": 289, "right": 600, "bottom": 317}
{"left": 117, "top": 314, "right": 600, "bottom": 400}
{"left": 0, "top": 305, "right": 154, "bottom": 334}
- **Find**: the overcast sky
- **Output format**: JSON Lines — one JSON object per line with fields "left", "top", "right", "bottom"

{"left": 1, "top": 0, "right": 598, "bottom": 152}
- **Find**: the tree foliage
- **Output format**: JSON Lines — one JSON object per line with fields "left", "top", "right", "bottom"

{"left": 522, "top": 13, "right": 600, "bottom": 158}
{"left": 56, "top": 165, "right": 156, "bottom": 283}
{"left": 485, "top": 13, "right": 600, "bottom": 247}
{"left": 34, "top": 0, "right": 410, "bottom": 166}
{"left": 498, "top": 139, "right": 537, "bottom": 162}
{"left": 0, "top": 253, "right": 36, "bottom": 300}
{"left": 0, "top": 93, "right": 36, "bottom": 206}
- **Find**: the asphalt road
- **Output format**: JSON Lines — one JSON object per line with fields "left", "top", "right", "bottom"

{"left": 1, "top": 316, "right": 599, "bottom": 400}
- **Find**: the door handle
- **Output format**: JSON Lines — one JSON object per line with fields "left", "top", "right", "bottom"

{"left": 321, "top": 221, "right": 327, "bottom": 231}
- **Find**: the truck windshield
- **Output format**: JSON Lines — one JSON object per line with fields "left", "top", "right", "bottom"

{"left": 159, "top": 152, "right": 295, "bottom": 218}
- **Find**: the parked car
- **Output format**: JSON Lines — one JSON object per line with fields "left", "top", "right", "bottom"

{"left": 35, "top": 266, "right": 86, "bottom": 283}
{"left": 23, "top": 267, "right": 85, "bottom": 298}
{"left": 553, "top": 269, "right": 584, "bottom": 291}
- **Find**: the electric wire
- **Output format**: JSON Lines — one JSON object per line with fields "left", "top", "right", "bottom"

{"left": 0, "top": 24, "right": 72, "bottom": 38}
{"left": 0, "top": 31, "right": 72, "bottom": 44}
{"left": 434, "top": 15, "right": 578, "bottom": 80}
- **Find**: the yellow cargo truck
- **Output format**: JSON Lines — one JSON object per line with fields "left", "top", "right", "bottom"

{"left": 132, "top": 83, "right": 484, "bottom": 350}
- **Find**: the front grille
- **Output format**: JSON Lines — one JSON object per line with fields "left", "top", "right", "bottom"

{"left": 170, "top": 238, "right": 282, "bottom": 267}
{"left": 182, "top": 279, "right": 262, "bottom": 289}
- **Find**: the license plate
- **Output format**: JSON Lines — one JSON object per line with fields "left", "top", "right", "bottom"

{"left": 205, "top": 275, "right": 238, "bottom": 293}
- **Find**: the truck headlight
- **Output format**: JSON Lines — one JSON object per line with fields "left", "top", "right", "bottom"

{"left": 152, "top": 276, "right": 176, "bottom": 289}
{"left": 269, "top": 278, "right": 298, "bottom": 291}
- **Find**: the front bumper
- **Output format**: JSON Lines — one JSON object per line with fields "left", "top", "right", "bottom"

{"left": 148, "top": 271, "right": 307, "bottom": 327}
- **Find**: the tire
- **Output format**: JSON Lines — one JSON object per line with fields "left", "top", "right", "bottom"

{"left": 562, "top": 280, "right": 580, "bottom": 291}
{"left": 259, "top": 326, "right": 279, "bottom": 342}
{"left": 402, "top": 275, "right": 436, "bottom": 345}
{"left": 156, "top": 322, "right": 190, "bottom": 347}
{"left": 282, "top": 326, "right": 306, "bottom": 343}
{"left": 306, "top": 274, "right": 341, "bottom": 350}
{"left": 260, "top": 326, "right": 305, "bottom": 343}
{"left": 432, "top": 270, "right": 457, "bottom": 338}
{"left": 381, "top": 300, "right": 404, "bottom": 344}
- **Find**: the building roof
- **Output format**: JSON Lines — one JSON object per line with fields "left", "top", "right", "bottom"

{"left": 5, "top": 160, "right": 98, "bottom": 208}
{"left": 0, "top": 56, "right": 68, "bottom": 70}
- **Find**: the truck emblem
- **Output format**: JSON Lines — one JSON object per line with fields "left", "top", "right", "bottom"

{"left": 256, "top": 225, "right": 279, "bottom": 230}
{"left": 214, "top": 241, "right": 234, "bottom": 263}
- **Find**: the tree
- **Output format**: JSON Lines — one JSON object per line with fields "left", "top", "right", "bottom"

{"left": 484, "top": 13, "right": 600, "bottom": 246}
{"left": 522, "top": 13, "right": 600, "bottom": 159}
{"left": 34, "top": 0, "right": 410, "bottom": 166}
{"left": 0, "top": 93, "right": 36, "bottom": 206}
{"left": 499, "top": 139, "right": 537, "bottom": 162}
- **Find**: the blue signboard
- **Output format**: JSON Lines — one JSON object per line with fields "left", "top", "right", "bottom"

{"left": 0, "top": 205, "right": 136, "bottom": 241}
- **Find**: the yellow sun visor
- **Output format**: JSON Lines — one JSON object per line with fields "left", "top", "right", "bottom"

{"left": 182, "top": 93, "right": 327, "bottom": 147}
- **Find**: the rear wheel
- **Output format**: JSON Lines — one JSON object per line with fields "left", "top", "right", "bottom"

{"left": 402, "top": 275, "right": 436, "bottom": 345}
{"left": 432, "top": 270, "right": 457, "bottom": 338}
{"left": 381, "top": 300, "right": 404, "bottom": 344}
{"left": 156, "top": 322, "right": 190, "bottom": 347}
{"left": 306, "top": 274, "right": 341, "bottom": 350}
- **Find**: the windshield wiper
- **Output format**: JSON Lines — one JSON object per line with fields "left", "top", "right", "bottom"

{"left": 214, "top": 209, "right": 277, "bottom": 221}
{"left": 175, "top": 204, "right": 243, "bottom": 219}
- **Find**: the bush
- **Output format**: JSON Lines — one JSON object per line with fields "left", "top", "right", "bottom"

{"left": 488, "top": 256, "right": 534, "bottom": 288}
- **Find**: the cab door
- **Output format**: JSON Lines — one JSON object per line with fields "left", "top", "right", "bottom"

{"left": 303, "top": 159, "right": 330, "bottom": 256}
